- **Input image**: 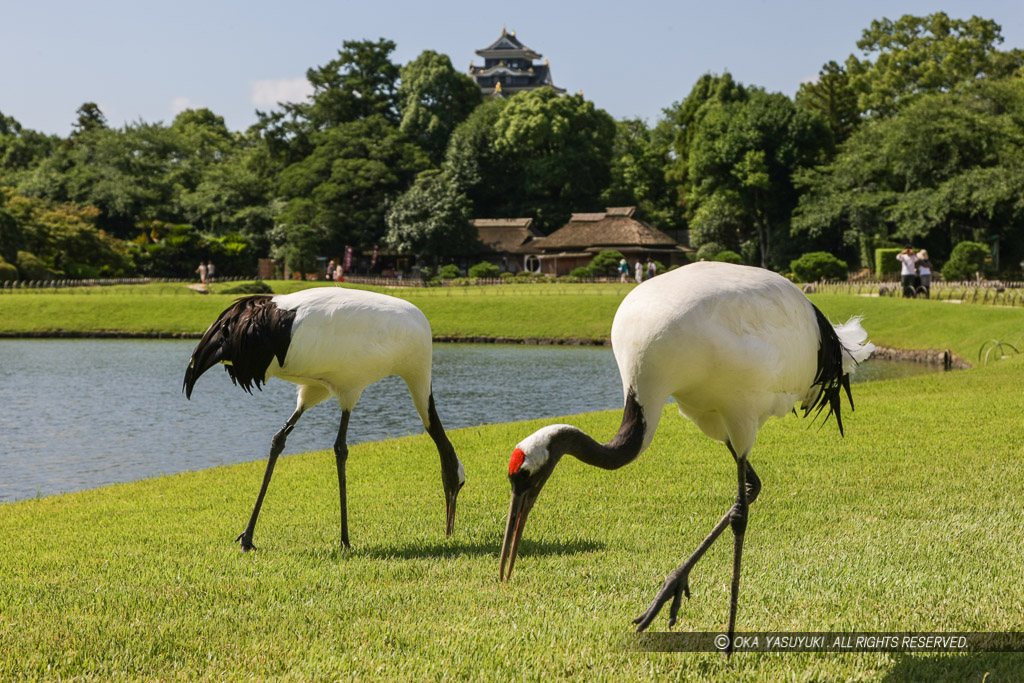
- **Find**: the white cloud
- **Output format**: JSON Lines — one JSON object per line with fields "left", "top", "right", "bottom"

{"left": 800, "top": 73, "right": 820, "bottom": 86}
{"left": 171, "top": 96, "right": 194, "bottom": 114}
{"left": 251, "top": 78, "right": 313, "bottom": 108}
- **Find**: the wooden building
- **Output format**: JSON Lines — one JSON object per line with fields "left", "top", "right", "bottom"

{"left": 473, "top": 218, "right": 544, "bottom": 272}
{"left": 468, "top": 29, "right": 565, "bottom": 97}
{"left": 533, "top": 207, "right": 691, "bottom": 276}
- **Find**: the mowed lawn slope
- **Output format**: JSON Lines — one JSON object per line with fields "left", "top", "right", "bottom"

{"left": 2, "top": 279, "right": 1023, "bottom": 360}
{"left": 1, "top": 352, "right": 1023, "bottom": 676}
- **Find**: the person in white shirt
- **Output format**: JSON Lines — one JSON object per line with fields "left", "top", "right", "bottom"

{"left": 896, "top": 246, "right": 918, "bottom": 298}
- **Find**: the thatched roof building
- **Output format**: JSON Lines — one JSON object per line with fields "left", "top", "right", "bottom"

{"left": 533, "top": 207, "right": 690, "bottom": 275}
{"left": 473, "top": 218, "right": 544, "bottom": 272}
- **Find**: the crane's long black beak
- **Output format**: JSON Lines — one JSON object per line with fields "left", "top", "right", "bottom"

{"left": 499, "top": 462, "right": 557, "bottom": 580}
{"left": 499, "top": 487, "right": 537, "bottom": 581}
{"left": 445, "top": 489, "right": 458, "bottom": 536}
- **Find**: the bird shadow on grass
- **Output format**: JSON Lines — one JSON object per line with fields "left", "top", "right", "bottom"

{"left": 297, "top": 538, "right": 606, "bottom": 562}
{"left": 880, "top": 652, "right": 1024, "bottom": 682}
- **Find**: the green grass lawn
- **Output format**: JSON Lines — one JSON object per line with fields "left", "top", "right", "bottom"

{"left": 2, "top": 280, "right": 1023, "bottom": 361}
{"left": 2, "top": 354, "right": 1024, "bottom": 679}
{"left": 1, "top": 281, "right": 1023, "bottom": 678}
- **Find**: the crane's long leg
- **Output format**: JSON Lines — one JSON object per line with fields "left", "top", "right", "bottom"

{"left": 334, "top": 410, "right": 352, "bottom": 549}
{"left": 633, "top": 449, "right": 760, "bottom": 654}
{"left": 235, "top": 408, "right": 304, "bottom": 551}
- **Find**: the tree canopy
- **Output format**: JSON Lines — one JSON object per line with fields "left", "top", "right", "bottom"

{"left": 1, "top": 12, "right": 1022, "bottom": 280}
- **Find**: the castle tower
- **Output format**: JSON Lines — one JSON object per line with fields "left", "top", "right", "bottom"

{"left": 468, "top": 28, "right": 565, "bottom": 97}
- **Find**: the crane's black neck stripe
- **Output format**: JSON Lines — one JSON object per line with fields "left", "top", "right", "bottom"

{"left": 805, "top": 304, "right": 853, "bottom": 436}
{"left": 183, "top": 296, "right": 296, "bottom": 398}
{"left": 559, "top": 389, "right": 646, "bottom": 471}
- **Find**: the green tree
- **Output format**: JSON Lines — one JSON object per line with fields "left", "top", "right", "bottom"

{"left": 845, "top": 13, "right": 1006, "bottom": 117}
{"left": 268, "top": 221, "right": 325, "bottom": 277}
{"left": 71, "top": 102, "right": 107, "bottom": 138}
{"left": 688, "top": 191, "right": 747, "bottom": 253}
{"left": 4, "top": 195, "right": 131, "bottom": 276}
{"left": 601, "top": 119, "right": 683, "bottom": 232}
{"left": 254, "top": 39, "right": 403, "bottom": 170}
{"left": 278, "top": 115, "right": 429, "bottom": 252}
{"left": 443, "top": 97, "right": 508, "bottom": 202}
{"left": 794, "top": 79, "right": 1024, "bottom": 270}
{"left": 0, "top": 112, "right": 58, "bottom": 176}
{"left": 0, "top": 206, "right": 24, "bottom": 263}
{"left": 660, "top": 73, "right": 749, "bottom": 212}
{"left": 489, "top": 88, "right": 616, "bottom": 231}
{"left": 795, "top": 61, "right": 860, "bottom": 144}
{"left": 384, "top": 169, "right": 478, "bottom": 266}
{"left": 398, "top": 50, "right": 481, "bottom": 165}
{"left": 687, "top": 89, "right": 831, "bottom": 268}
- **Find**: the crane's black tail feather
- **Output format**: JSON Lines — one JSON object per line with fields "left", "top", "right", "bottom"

{"left": 804, "top": 304, "right": 853, "bottom": 435}
{"left": 183, "top": 295, "right": 296, "bottom": 399}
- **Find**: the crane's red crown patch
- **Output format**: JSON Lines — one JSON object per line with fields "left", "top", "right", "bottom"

{"left": 509, "top": 448, "right": 525, "bottom": 475}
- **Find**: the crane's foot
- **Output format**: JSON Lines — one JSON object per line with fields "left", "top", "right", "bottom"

{"left": 235, "top": 531, "right": 256, "bottom": 552}
{"left": 633, "top": 565, "right": 693, "bottom": 631}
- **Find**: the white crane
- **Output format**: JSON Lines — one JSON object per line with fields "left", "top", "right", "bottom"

{"left": 498, "top": 262, "right": 874, "bottom": 654}
{"left": 183, "top": 286, "right": 465, "bottom": 551}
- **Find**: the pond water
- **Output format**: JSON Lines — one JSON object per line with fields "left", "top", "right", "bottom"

{"left": 0, "top": 340, "right": 937, "bottom": 503}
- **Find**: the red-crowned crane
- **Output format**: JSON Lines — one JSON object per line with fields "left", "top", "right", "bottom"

{"left": 498, "top": 262, "right": 874, "bottom": 655}
{"left": 183, "top": 286, "right": 465, "bottom": 551}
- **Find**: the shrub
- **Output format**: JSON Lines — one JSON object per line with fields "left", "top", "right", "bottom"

{"left": 223, "top": 280, "right": 273, "bottom": 295}
{"left": 696, "top": 242, "right": 726, "bottom": 262}
{"left": 568, "top": 266, "right": 594, "bottom": 279}
{"left": 16, "top": 251, "right": 53, "bottom": 280}
{"left": 588, "top": 249, "right": 625, "bottom": 277}
{"left": 0, "top": 258, "right": 18, "bottom": 282}
{"left": 791, "top": 251, "right": 848, "bottom": 282}
{"left": 942, "top": 241, "right": 990, "bottom": 281}
{"left": 65, "top": 263, "right": 100, "bottom": 279}
{"left": 468, "top": 261, "right": 500, "bottom": 279}
{"left": 438, "top": 264, "right": 461, "bottom": 279}
{"left": 712, "top": 250, "right": 743, "bottom": 264}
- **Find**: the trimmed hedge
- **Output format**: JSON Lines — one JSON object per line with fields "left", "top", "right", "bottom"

{"left": 875, "top": 248, "right": 902, "bottom": 276}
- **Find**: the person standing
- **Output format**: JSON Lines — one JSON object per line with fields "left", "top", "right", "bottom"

{"left": 897, "top": 246, "right": 917, "bottom": 298}
{"left": 206, "top": 261, "right": 215, "bottom": 283}
{"left": 196, "top": 261, "right": 207, "bottom": 285}
{"left": 619, "top": 259, "right": 629, "bottom": 283}
{"left": 646, "top": 258, "right": 657, "bottom": 280}
{"left": 916, "top": 250, "right": 932, "bottom": 299}
{"left": 634, "top": 260, "right": 643, "bottom": 284}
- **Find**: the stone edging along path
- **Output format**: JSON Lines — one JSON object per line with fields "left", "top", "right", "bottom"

{"left": 1, "top": 330, "right": 970, "bottom": 369}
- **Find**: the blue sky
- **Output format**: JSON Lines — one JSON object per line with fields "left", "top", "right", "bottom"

{"left": 3, "top": 1, "right": 1022, "bottom": 136}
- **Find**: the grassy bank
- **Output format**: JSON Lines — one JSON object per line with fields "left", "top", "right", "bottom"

{"left": 2, "top": 280, "right": 1023, "bottom": 360}
{"left": 2, "top": 351, "right": 1023, "bottom": 679}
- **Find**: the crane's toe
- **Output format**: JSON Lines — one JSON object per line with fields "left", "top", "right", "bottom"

{"left": 633, "top": 569, "right": 691, "bottom": 631}
{"left": 235, "top": 532, "right": 256, "bottom": 552}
